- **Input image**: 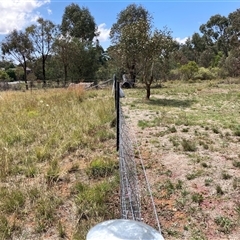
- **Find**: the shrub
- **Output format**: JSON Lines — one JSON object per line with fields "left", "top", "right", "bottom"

{"left": 233, "top": 161, "right": 240, "bottom": 168}
{"left": 216, "top": 185, "right": 224, "bottom": 195}
{"left": 224, "top": 53, "right": 240, "bottom": 77}
{"left": 193, "top": 67, "right": 216, "bottom": 80}
{"left": 0, "top": 70, "right": 10, "bottom": 81}
{"left": 169, "top": 69, "right": 181, "bottom": 80}
{"left": 179, "top": 61, "right": 199, "bottom": 80}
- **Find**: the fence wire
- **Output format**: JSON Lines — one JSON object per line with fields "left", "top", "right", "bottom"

{"left": 118, "top": 103, "right": 162, "bottom": 234}
{"left": 119, "top": 106, "right": 142, "bottom": 221}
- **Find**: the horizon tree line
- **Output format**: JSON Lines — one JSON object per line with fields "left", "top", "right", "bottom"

{"left": 0, "top": 3, "right": 240, "bottom": 98}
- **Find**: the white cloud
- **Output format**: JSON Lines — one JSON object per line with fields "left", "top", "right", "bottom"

{"left": 175, "top": 37, "right": 188, "bottom": 44}
{"left": 0, "top": 0, "right": 50, "bottom": 34}
{"left": 97, "top": 23, "right": 110, "bottom": 43}
{"left": 47, "top": 8, "right": 52, "bottom": 15}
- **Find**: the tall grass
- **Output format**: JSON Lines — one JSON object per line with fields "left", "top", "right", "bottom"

{"left": 0, "top": 87, "right": 118, "bottom": 238}
{"left": 0, "top": 88, "right": 115, "bottom": 178}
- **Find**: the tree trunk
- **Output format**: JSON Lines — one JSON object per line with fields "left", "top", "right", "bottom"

{"left": 130, "top": 64, "right": 136, "bottom": 86}
{"left": 145, "top": 62, "right": 155, "bottom": 99}
{"left": 145, "top": 82, "right": 151, "bottom": 99}
{"left": 64, "top": 64, "right": 68, "bottom": 87}
{"left": 42, "top": 56, "right": 46, "bottom": 87}
{"left": 126, "top": 62, "right": 136, "bottom": 87}
{"left": 23, "top": 61, "right": 28, "bottom": 90}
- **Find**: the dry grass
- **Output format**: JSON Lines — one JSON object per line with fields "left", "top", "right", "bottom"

{"left": 0, "top": 87, "right": 120, "bottom": 239}
{"left": 122, "top": 79, "right": 240, "bottom": 240}
{"left": 1, "top": 79, "right": 239, "bottom": 239}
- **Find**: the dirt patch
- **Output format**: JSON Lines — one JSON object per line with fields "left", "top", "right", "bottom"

{"left": 121, "top": 85, "right": 240, "bottom": 240}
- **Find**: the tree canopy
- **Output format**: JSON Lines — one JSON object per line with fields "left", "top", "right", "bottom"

{"left": 61, "top": 3, "right": 98, "bottom": 41}
{"left": 26, "top": 18, "right": 58, "bottom": 86}
{"left": 109, "top": 4, "right": 174, "bottom": 99}
{"left": 1, "top": 29, "right": 33, "bottom": 88}
{"left": 1, "top": 3, "right": 240, "bottom": 90}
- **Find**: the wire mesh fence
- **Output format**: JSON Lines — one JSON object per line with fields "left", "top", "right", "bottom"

{"left": 114, "top": 74, "right": 162, "bottom": 234}
{"left": 119, "top": 106, "right": 142, "bottom": 221}
{"left": 86, "top": 75, "right": 164, "bottom": 240}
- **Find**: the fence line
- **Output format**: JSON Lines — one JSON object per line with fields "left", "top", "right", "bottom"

{"left": 86, "top": 75, "right": 164, "bottom": 240}
{"left": 119, "top": 106, "right": 142, "bottom": 221}
{"left": 115, "top": 74, "right": 162, "bottom": 234}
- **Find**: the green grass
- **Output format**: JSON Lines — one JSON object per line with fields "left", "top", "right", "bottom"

{"left": 204, "top": 178, "right": 213, "bottom": 186}
{"left": 1, "top": 80, "right": 240, "bottom": 239}
{"left": 0, "top": 216, "right": 13, "bottom": 239}
{"left": 0, "top": 187, "right": 26, "bottom": 214}
{"left": 35, "top": 194, "right": 61, "bottom": 233}
{"left": 74, "top": 177, "right": 119, "bottom": 238}
{"left": 122, "top": 80, "right": 240, "bottom": 239}
{"left": 124, "top": 80, "right": 240, "bottom": 132}
{"left": 191, "top": 193, "right": 204, "bottom": 205}
{"left": 0, "top": 88, "right": 118, "bottom": 238}
{"left": 222, "top": 171, "right": 232, "bottom": 180}
{"left": 0, "top": 89, "right": 115, "bottom": 175}
{"left": 214, "top": 216, "right": 235, "bottom": 233}
{"left": 216, "top": 185, "right": 224, "bottom": 195}
{"left": 86, "top": 157, "right": 118, "bottom": 178}
{"left": 181, "top": 138, "right": 197, "bottom": 152}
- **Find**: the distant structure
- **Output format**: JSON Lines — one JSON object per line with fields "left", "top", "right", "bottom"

{"left": 121, "top": 74, "right": 134, "bottom": 88}
{"left": 67, "top": 82, "right": 94, "bottom": 90}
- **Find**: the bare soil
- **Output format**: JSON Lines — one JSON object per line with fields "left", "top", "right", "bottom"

{"left": 121, "top": 88, "right": 240, "bottom": 240}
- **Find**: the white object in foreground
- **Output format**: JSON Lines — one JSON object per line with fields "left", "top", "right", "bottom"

{"left": 86, "top": 219, "right": 164, "bottom": 240}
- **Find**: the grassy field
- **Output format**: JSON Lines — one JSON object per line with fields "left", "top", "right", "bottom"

{"left": 0, "top": 79, "right": 239, "bottom": 239}
{"left": 122, "top": 79, "right": 240, "bottom": 240}
{"left": 0, "top": 87, "right": 120, "bottom": 239}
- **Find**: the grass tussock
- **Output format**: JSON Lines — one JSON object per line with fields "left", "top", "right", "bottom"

{"left": 86, "top": 157, "right": 118, "bottom": 179}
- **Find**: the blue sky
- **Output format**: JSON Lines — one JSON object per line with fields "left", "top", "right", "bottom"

{"left": 0, "top": 0, "right": 239, "bottom": 50}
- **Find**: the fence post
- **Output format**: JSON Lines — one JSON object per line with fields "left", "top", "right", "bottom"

{"left": 115, "top": 76, "right": 120, "bottom": 152}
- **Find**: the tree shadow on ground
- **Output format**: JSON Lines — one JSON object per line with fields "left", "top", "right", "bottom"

{"left": 146, "top": 98, "right": 196, "bottom": 108}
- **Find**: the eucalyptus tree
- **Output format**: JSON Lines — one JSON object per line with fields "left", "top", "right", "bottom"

{"left": 223, "top": 9, "right": 240, "bottom": 77}
{"left": 67, "top": 39, "right": 100, "bottom": 82}
{"left": 54, "top": 37, "right": 102, "bottom": 84}
{"left": 200, "top": 14, "right": 230, "bottom": 57}
{"left": 95, "top": 39, "right": 110, "bottom": 66}
{"left": 61, "top": 3, "right": 98, "bottom": 41}
{"left": 155, "top": 38, "right": 179, "bottom": 82}
{"left": 110, "top": 4, "right": 173, "bottom": 99}
{"left": 58, "top": 3, "right": 102, "bottom": 84}
{"left": 110, "top": 4, "right": 150, "bottom": 83}
{"left": 1, "top": 29, "right": 33, "bottom": 89}
{"left": 26, "top": 18, "right": 58, "bottom": 86}
{"left": 228, "top": 9, "right": 240, "bottom": 49}
{"left": 199, "top": 47, "right": 216, "bottom": 68}
{"left": 224, "top": 49, "right": 240, "bottom": 77}
{"left": 190, "top": 32, "right": 207, "bottom": 63}
{"left": 53, "top": 34, "right": 73, "bottom": 86}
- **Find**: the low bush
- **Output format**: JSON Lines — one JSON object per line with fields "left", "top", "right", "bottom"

{"left": 193, "top": 67, "right": 216, "bottom": 80}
